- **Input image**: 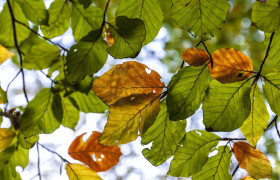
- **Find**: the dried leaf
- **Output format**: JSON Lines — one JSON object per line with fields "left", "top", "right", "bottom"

{"left": 65, "top": 163, "right": 102, "bottom": 180}
{"left": 0, "top": 45, "right": 14, "bottom": 63}
{"left": 233, "top": 141, "right": 272, "bottom": 179}
{"left": 106, "top": 28, "right": 114, "bottom": 46}
{"left": 209, "top": 48, "right": 253, "bottom": 83}
{"left": 0, "top": 128, "right": 15, "bottom": 151}
{"left": 68, "top": 131, "right": 122, "bottom": 172}
{"left": 93, "top": 61, "right": 165, "bottom": 105}
{"left": 181, "top": 47, "right": 210, "bottom": 66}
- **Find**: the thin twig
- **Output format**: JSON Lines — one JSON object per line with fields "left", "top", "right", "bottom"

{"left": 220, "top": 138, "right": 246, "bottom": 141}
{"left": 275, "top": 120, "right": 280, "bottom": 139}
{"left": 4, "top": 70, "right": 21, "bottom": 111}
{"left": 99, "top": 0, "right": 111, "bottom": 36}
{"left": 40, "top": 70, "right": 58, "bottom": 84}
{"left": 37, "top": 143, "right": 42, "bottom": 180}
{"left": 265, "top": 115, "right": 278, "bottom": 131}
{"left": 201, "top": 41, "right": 213, "bottom": 69}
{"left": 232, "top": 165, "right": 239, "bottom": 177}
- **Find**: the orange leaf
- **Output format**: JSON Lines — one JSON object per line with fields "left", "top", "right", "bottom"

{"left": 209, "top": 48, "right": 253, "bottom": 83}
{"left": 242, "top": 176, "right": 256, "bottom": 180}
{"left": 0, "top": 128, "right": 15, "bottom": 151}
{"left": 181, "top": 47, "right": 210, "bottom": 66}
{"left": 106, "top": 29, "right": 114, "bottom": 46}
{"left": 65, "top": 163, "right": 102, "bottom": 180}
{"left": 233, "top": 141, "right": 272, "bottom": 179}
{"left": 0, "top": 45, "right": 14, "bottom": 63}
{"left": 93, "top": 61, "right": 165, "bottom": 105}
{"left": 68, "top": 131, "right": 122, "bottom": 172}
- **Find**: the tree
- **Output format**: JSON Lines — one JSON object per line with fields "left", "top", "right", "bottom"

{"left": 0, "top": 0, "right": 279, "bottom": 179}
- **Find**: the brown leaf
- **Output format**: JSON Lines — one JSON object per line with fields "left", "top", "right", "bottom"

{"left": 106, "top": 28, "right": 114, "bottom": 46}
{"left": 181, "top": 47, "right": 210, "bottom": 66}
{"left": 68, "top": 131, "right": 122, "bottom": 172}
{"left": 0, "top": 128, "right": 15, "bottom": 151}
{"left": 65, "top": 163, "right": 102, "bottom": 180}
{"left": 0, "top": 45, "right": 14, "bottom": 63}
{"left": 209, "top": 48, "right": 253, "bottom": 83}
{"left": 93, "top": 61, "right": 165, "bottom": 105}
{"left": 233, "top": 141, "right": 272, "bottom": 179}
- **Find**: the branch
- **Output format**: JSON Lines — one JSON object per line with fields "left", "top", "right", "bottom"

{"left": 0, "top": 110, "right": 18, "bottom": 120}
{"left": 4, "top": 70, "right": 21, "bottom": 111}
{"left": 201, "top": 41, "right": 213, "bottom": 69}
{"left": 265, "top": 115, "right": 278, "bottom": 132}
{"left": 220, "top": 138, "right": 246, "bottom": 141}
{"left": 232, "top": 165, "right": 239, "bottom": 177}
{"left": 36, "top": 143, "right": 42, "bottom": 180}
{"left": 99, "top": 0, "right": 111, "bottom": 36}
{"left": 275, "top": 119, "right": 280, "bottom": 139}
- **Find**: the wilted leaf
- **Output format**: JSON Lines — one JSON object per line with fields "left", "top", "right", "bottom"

{"left": 181, "top": 47, "right": 210, "bottom": 66}
{"left": 0, "top": 45, "right": 14, "bottom": 63}
{"left": 209, "top": 48, "right": 253, "bottom": 84}
{"left": 0, "top": 128, "right": 15, "bottom": 151}
{"left": 93, "top": 61, "right": 164, "bottom": 106}
{"left": 68, "top": 131, "right": 122, "bottom": 172}
{"left": 66, "top": 163, "right": 102, "bottom": 180}
{"left": 233, "top": 141, "right": 272, "bottom": 179}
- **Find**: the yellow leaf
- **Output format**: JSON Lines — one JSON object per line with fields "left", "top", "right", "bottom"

{"left": 106, "top": 28, "right": 114, "bottom": 47}
{"left": 93, "top": 61, "right": 165, "bottom": 106}
{"left": 0, "top": 128, "right": 15, "bottom": 151}
{"left": 68, "top": 131, "right": 122, "bottom": 172}
{"left": 209, "top": 48, "right": 253, "bottom": 83}
{"left": 65, "top": 163, "right": 102, "bottom": 180}
{"left": 233, "top": 141, "right": 272, "bottom": 179}
{"left": 181, "top": 47, "right": 210, "bottom": 66}
{"left": 241, "top": 176, "right": 256, "bottom": 180}
{"left": 99, "top": 93, "right": 160, "bottom": 146}
{"left": 0, "top": 45, "right": 14, "bottom": 63}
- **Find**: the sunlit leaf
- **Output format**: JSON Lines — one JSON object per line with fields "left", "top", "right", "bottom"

{"left": 171, "top": 0, "right": 230, "bottom": 39}
{"left": 116, "top": 0, "right": 163, "bottom": 44}
{"left": 66, "top": 163, "right": 102, "bottom": 180}
{"left": 68, "top": 131, "right": 122, "bottom": 172}
{"left": 93, "top": 61, "right": 164, "bottom": 106}
{"left": 181, "top": 47, "right": 210, "bottom": 66}
{"left": 203, "top": 79, "right": 251, "bottom": 131}
{"left": 242, "top": 176, "right": 256, "bottom": 180}
{"left": 18, "top": 133, "right": 39, "bottom": 149}
{"left": 233, "top": 141, "right": 272, "bottom": 179}
{"left": 0, "top": 45, "right": 14, "bottom": 63}
{"left": 168, "top": 130, "right": 220, "bottom": 177}
{"left": 0, "top": 128, "right": 15, "bottom": 151}
{"left": 0, "top": 85, "right": 7, "bottom": 104}
{"left": 264, "top": 31, "right": 280, "bottom": 71}
{"left": 192, "top": 146, "right": 232, "bottom": 180}
{"left": 167, "top": 64, "right": 210, "bottom": 120}
{"left": 78, "top": 0, "right": 92, "bottom": 9}
{"left": 141, "top": 99, "right": 186, "bottom": 166}
{"left": 209, "top": 48, "right": 253, "bottom": 84}
{"left": 107, "top": 16, "right": 146, "bottom": 58}
{"left": 240, "top": 84, "right": 269, "bottom": 147}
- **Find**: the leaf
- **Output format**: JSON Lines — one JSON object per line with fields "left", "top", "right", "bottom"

{"left": 100, "top": 94, "right": 160, "bottom": 145}
{"left": 106, "top": 29, "right": 115, "bottom": 46}
{"left": 18, "top": 0, "right": 48, "bottom": 25}
{"left": 107, "top": 16, "right": 146, "bottom": 58}
{"left": 18, "top": 133, "right": 39, "bottom": 149}
{"left": 141, "top": 99, "right": 186, "bottom": 166}
{"left": 167, "top": 130, "right": 220, "bottom": 177}
{"left": 93, "top": 61, "right": 165, "bottom": 106}
{"left": 23, "top": 42, "right": 60, "bottom": 70}
{"left": 72, "top": 76, "right": 94, "bottom": 94}
{"left": 0, "top": 85, "right": 7, "bottom": 104}
{"left": 263, "top": 72, "right": 280, "bottom": 116}
{"left": 41, "top": 0, "right": 70, "bottom": 38}
{"left": 209, "top": 48, "right": 253, "bottom": 84}
{"left": 181, "top": 47, "right": 210, "bottom": 66}
{"left": 240, "top": 84, "right": 269, "bottom": 147}
{"left": 233, "top": 141, "right": 272, "bottom": 179}
{"left": 65, "top": 30, "right": 108, "bottom": 83}
{"left": 71, "top": 3, "right": 103, "bottom": 41}
{"left": 66, "top": 163, "right": 102, "bottom": 180}
{"left": 203, "top": 79, "right": 251, "bottom": 131}
{"left": 68, "top": 131, "right": 122, "bottom": 172}
{"left": 20, "top": 88, "right": 63, "bottom": 138}
{"left": 252, "top": 0, "right": 280, "bottom": 32}
{"left": 171, "top": 0, "right": 230, "bottom": 39}
{"left": 192, "top": 146, "right": 232, "bottom": 180}
{"left": 242, "top": 176, "right": 256, "bottom": 180}
{"left": 0, "top": 128, "right": 15, "bottom": 151}
{"left": 264, "top": 31, "right": 280, "bottom": 71}
{"left": 0, "top": 45, "right": 14, "bottom": 63}
{"left": 78, "top": 0, "right": 92, "bottom": 9}
{"left": 116, "top": 0, "right": 163, "bottom": 44}
{"left": 167, "top": 64, "right": 210, "bottom": 120}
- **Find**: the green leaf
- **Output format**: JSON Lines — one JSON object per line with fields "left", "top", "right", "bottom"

{"left": 264, "top": 31, "right": 280, "bottom": 71}
{"left": 263, "top": 72, "right": 280, "bottom": 116}
{"left": 41, "top": 0, "right": 70, "bottom": 38}
{"left": 116, "top": 0, "right": 163, "bottom": 44}
{"left": 18, "top": 0, "right": 48, "bottom": 25}
{"left": 23, "top": 42, "right": 60, "bottom": 70}
{"left": 0, "top": 2, "right": 30, "bottom": 47}
{"left": 69, "top": 90, "right": 108, "bottom": 113}
{"left": 167, "top": 130, "right": 220, "bottom": 177}
{"left": 20, "top": 88, "right": 63, "bottom": 138}
{"left": 0, "top": 85, "right": 7, "bottom": 104}
{"left": 107, "top": 16, "right": 146, "bottom": 58}
{"left": 252, "top": 0, "right": 280, "bottom": 33}
{"left": 18, "top": 133, "right": 39, "bottom": 149}
{"left": 167, "top": 65, "right": 210, "bottom": 120}
{"left": 141, "top": 99, "right": 186, "bottom": 166}
{"left": 72, "top": 76, "right": 94, "bottom": 94}
{"left": 171, "top": 0, "right": 230, "bottom": 39}
{"left": 240, "top": 84, "right": 269, "bottom": 147}
{"left": 78, "top": 0, "right": 92, "bottom": 9}
{"left": 192, "top": 146, "right": 232, "bottom": 180}
{"left": 71, "top": 3, "right": 103, "bottom": 41}
{"left": 202, "top": 79, "right": 251, "bottom": 131}
{"left": 65, "top": 30, "right": 108, "bottom": 83}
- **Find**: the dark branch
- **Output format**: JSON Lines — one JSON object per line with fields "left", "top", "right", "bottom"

{"left": 275, "top": 119, "right": 280, "bottom": 139}
{"left": 99, "top": 0, "right": 111, "bottom": 36}
{"left": 37, "top": 143, "right": 42, "bottom": 180}
{"left": 201, "top": 41, "right": 213, "bottom": 69}
{"left": 0, "top": 110, "right": 19, "bottom": 120}
{"left": 232, "top": 165, "right": 239, "bottom": 177}
{"left": 4, "top": 70, "right": 21, "bottom": 111}
{"left": 265, "top": 115, "right": 278, "bottom": 131}
{"left": 220, "top": 138, "right": 246, "bottom": 141}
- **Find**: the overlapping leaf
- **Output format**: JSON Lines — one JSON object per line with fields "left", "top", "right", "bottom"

{"left": 203, "top": 79, "right": 251, "bottom": 131}
{"left": 240, "top": 84, "right": 269, "bottom": 147}
{"left": 0, "top": 128, "right": 15, "bottom": 151}
{"left": 141, "top": 99, "right": 186, "bottom": 166}
{"left": 0, "top": 86, "right": 7, "bottom": 104}
{"left": 116, "top": 0, "right": 163, "bottom": 44}
{"left": 192, "top": 146, "right": 232, "bottom": 180}
{"left": 264, "top": 31, "right": 280, "bottom": 71}
{"left": 78, "top": 0, "right": 92, "bottom": 9}
{"left": 0, "top": 45, "right": 14, "bottom": 63}
{"left": 168, "top": 130, "right": 220, "bottom": 177}
{"left": 167, "top": 64, "right": 210, "bottom": 120}
{"left": 66, "top": 163, "right": 102, "bottom": 180}
{"left": 68, "top": 131, "right": 122, "bottom": 172}
{"left": 233, "top": 141, "right": 272, "bottom": 179}
{"left": 171, "top": 0, "right": 230, "bottom": 39}
{"left": 181, "top": 47, "right": 210, "bottom": 67}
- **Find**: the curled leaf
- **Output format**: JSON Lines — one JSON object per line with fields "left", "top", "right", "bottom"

{"left": 0, "top": 45, "right": 14, "bottom": 63}
{"left": 181, "top": 47, "right": 210, "bottom": 66}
